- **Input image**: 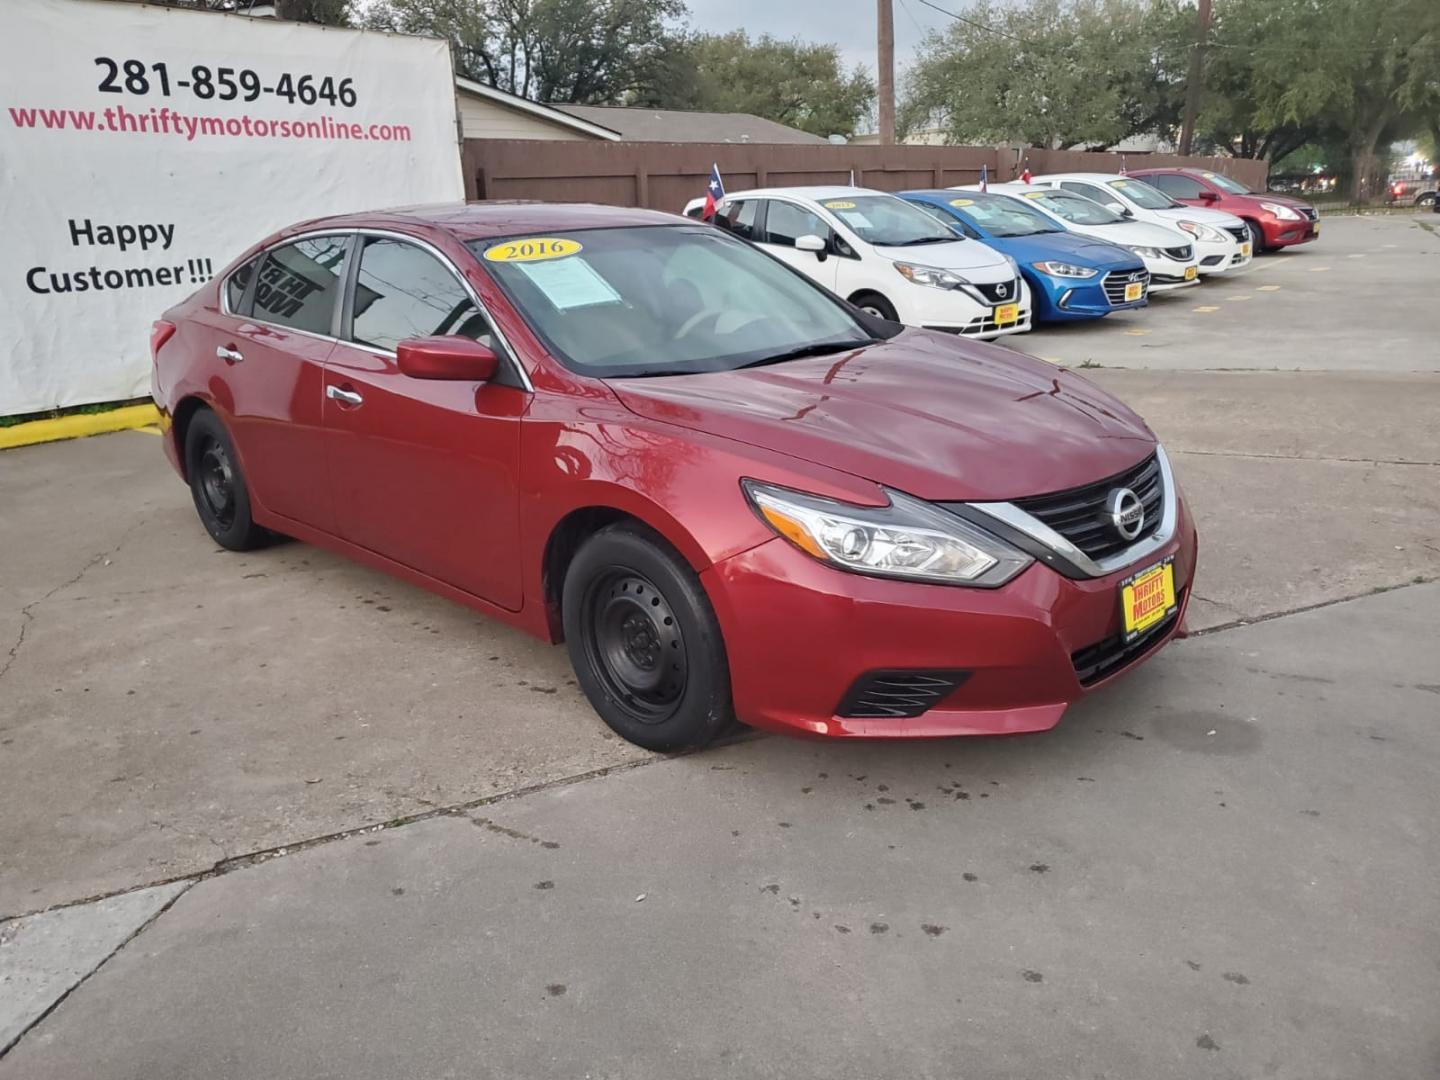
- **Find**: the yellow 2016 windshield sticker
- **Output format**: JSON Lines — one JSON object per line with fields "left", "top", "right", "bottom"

{"left": 1022, "top": 190, "right": 1047, "bottom": 199}
{"left": 823, "top": 200, "right": 857, "bottom": 210}
{"left": 949, "top": 198, "right": 975, "bottom": 207}
{"left": 484, "top": 238, "right": 582, "bottom": 263}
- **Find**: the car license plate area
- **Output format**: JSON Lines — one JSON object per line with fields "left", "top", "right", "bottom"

{"left": 1183, "top": 265, "right": 1198, "bottom": 281}
{"left": 1124, "top": 282, "right": 1143, "bottom": 302}
{"left": 994, "top": 303, "right": 1019, "bottom": 326}
{"left": 1120, "top": 557, "right": 1177, "bottom": 643}
{"left": 1240, "top": 242, "right": 1251, "bottom": 257}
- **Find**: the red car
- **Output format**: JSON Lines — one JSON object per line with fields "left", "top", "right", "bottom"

{"left": 1129, "top": 167, "right": 1319, "bottom": 252}
{"left": 151, "top": 203, "right": 1197, "bottom": 751}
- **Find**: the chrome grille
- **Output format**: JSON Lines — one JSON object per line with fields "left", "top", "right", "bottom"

{"left": 1163, "top": 244, "right": 1193, "bottom": 260}
{"left": 1013, "top": 453, "right": 1164, "bottom": 561}
{"left": 970, "top": 278, "right": 1021, "bottom": 304}
{"left": 1102, "top": 270, "right": 1149, "bottom": 305}
{"left": 1223, "top": 225, "right": 1248, "bottom": 243}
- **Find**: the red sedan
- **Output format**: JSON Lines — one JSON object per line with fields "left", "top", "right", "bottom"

{"left": 1129, "top": 167, "right": 1319, "bottom": 252}
{"left": 151, "top": 203, "right": 1197, "bottom": 751}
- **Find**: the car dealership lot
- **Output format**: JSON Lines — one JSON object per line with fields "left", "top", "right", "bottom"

{"left": 2, "top": 214, "right": 1438, "bottom": 1076}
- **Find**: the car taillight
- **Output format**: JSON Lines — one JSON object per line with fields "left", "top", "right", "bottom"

{"left": 150, "top": 320, "right": 176, "bottom": 358}
{"left": 1392, "top": 183, "right": 1404, "bottom": 196}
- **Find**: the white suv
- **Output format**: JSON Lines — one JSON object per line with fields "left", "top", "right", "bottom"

{"left": 1029, "top": 172, "right": 1252, "bottom": 275}
{"left": 695, "top": 186, "right": 1032, "bottom": 339}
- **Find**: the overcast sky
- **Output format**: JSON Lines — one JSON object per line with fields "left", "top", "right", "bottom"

{"left": 682, "top": 0, "right": 955, "bottom": 76}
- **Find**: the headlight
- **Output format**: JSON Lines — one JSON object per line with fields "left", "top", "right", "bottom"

{"left": 1126, "top": 245, "right": 1164, "bottom": 259}
{"left": 893, "top": 261, "right": 966, "bottom": 289}
{"left": 1177, "top": 220, "right": 1226, "bottom": 242}
{"left": 1032, "top": 260, "right": 1098, "bottom": 279}
{"left": 742, "top": 480, "right": 1033, "bottom": 587}
{"left": 1260, "top": 201, "right": 1301, "bottom": 221}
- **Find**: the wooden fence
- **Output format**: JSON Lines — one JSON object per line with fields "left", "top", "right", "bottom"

{"left": 460, "top": 139, "right": 1269, "bottom": 210}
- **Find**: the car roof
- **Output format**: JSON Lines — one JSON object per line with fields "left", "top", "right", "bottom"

{"left": 282, "top": 201, "right": 681, "bottom": 242}
{"left": 1031, "top": 172, "right": 1127, "bottom": 182}
{"left": 721, "top": 186, "right": 891, "bottom": 202}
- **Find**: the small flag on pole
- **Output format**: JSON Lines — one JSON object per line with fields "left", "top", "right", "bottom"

{"left": 1120, "top": 154, "right": 1128, "bottom": 176}
{"left": 703, "top": 163, "right": 725, "bottom": 220}
{"left": 1021, "top": 159, "right": 1032, "bottom": 184}
{"left": 979, "top": 163, "right": 989, "bottom": 192}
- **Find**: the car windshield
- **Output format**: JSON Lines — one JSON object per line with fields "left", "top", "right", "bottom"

{"left": 1019, "top": 190, "right": 1125, "bottom": 225}
{"left": 820, "top": 195, "right": 958, "bottom": 246}
{"left": 1205, "top": 172, "right": 1253, "bottom": 195}
{"left": 949, "top": 194, "right": 1061, "bottom": 237}
{"left": 469, "top": 225, "right": 880, "bottom": 378}
{"left": 1108, "top": 178, "right": 1181, "bottom": 209}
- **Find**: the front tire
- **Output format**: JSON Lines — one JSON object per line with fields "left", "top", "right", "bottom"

{"left": 850, "top": 291, "right": 899, "bottom": 322}
{"left": 563, "top": 524, "right": 733, "bottom": 752}
{"left": 1245, "top": 219, "right": 1267, "bottom": 254}
{"left": 184, "top": 409, "right": 266, "bottom": 551}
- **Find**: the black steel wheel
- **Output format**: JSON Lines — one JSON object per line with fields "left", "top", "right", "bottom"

{"left": 563, "top": 524, "right": 733, "bottom": 751}
{"left": 851, "top": 291, "right": 899, "bottom": 322}
{"left": 184, "top": 408, "right": 266, "bottom": 551}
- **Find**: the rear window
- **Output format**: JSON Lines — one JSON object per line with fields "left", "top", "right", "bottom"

{"left": 224, "top": 256, "right": 258, "bottom": 315}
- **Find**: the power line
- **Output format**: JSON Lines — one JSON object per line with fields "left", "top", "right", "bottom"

{"left": 910, "top": 0, "right": 1040, "bottom": 47}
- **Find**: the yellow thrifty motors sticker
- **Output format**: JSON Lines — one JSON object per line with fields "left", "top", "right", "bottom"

{"left": 949, "top": 198, "right": 975, "bottom": 207}
{"left": 823, "top": 200, "right": 857, "bottom": 209}
{"left": 485, "top": 238, "right": 582, "bottom": 263}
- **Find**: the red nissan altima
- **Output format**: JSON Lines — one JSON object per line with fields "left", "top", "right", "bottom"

{"left": 151, "top": 203, "right": 1196, "bottom": 751}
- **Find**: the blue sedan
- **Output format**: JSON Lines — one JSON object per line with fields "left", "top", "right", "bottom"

{"left": 900, "top": 189, "right": 1150, "bottom": 322}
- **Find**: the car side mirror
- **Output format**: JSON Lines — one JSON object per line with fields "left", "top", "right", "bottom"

{"left": 1198, "top": 190, "right": 1219, "bottom": 202}
{"left": 1106, "top": 202, "right": 1130, "bottom": 217}
{"left": 396, "top": 336, "right": 499, "bottom": 382}
{"left": 796, "top": 233, "right": 827, "bottom": 254}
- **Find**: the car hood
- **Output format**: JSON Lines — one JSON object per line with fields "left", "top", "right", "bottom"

{"left": 1152, "top": 205, "right": 1246, "bottom": 229}
{"left": 990, "top": 231, "right": 1143, "bottom": 270}
{"left": 1233, "top": 191, "right": 1312, "bottom": 212}
{"left": 871, "top": 238, "right": 1013, "bottom": 277}
{"left": 1075, "top": 219, "right": 1192, "bottom": 248}
{"left": 607, "top": 331, "right": 1155, "bottom": 501}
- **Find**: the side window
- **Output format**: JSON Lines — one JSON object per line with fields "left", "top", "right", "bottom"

{"left": 350, "top": 237, "right": 494, "bottom": 354}
{"left": 716, "top": 199, "right": 760, "bottom": 241}
{"left": 225, "top": 255, "right": 258, "bottom": 315}
{"left": 252, "top": 236, "right": 348, "bottom": 335}
{"left": 911, "top": 201, "right": 976, "bottom": 238}
{"left": 763, "top": 201, "right": 828, "bottom": 247}
{"left": 1059, "top": 181, "right": 1110, "bottom": 205}
{"left": 1151, "top": 173, "right": 1206, "bottom": 199}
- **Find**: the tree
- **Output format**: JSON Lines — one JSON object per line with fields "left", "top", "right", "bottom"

{"left": 1210, "top": 0, "right": 1440, "bottom": 199}
{"left": 660, "top": 31, "right": 876, "bottom": 139}
{"left": 124, "top": 0, "right": 351, "bottom": 24}
{"left": 901, "top": 0, "right": 1190, "bottom": 149}
{"left": 367, "top": 0, "right": 686, "bottom": 103}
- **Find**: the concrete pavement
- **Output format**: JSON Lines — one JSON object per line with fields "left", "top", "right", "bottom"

{"left": 3, "top": 584, "right": 1437, "bottom": 1079}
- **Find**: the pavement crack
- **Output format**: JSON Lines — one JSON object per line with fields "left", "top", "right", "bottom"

{"left": 0, "top": 516, "right": 151, "bottom": 684}
{"left": 1190, "top": 576, "right": 1436, "bottom": 637}
{"left": 0, "top": 879, "right": 195, "bottom": 1060}
{"left": 1172, "top": 448, "right": 1440, "bottom": 468}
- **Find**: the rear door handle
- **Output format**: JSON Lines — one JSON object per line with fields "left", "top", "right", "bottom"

{"left": 326, "top": 384, "right": 364, "bottom": 407}
{"left": 216, "top": 345, "right": 244, "bottom": 364}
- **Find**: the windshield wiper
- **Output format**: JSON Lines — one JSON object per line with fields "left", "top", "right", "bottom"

{"left": 735, "top": 339, "right": 875, "bottom": 370}
{"left": 890, "top": 236, "right": 953, "bottom": 246}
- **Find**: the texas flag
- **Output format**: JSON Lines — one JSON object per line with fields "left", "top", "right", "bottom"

{"left": 1021, "top": 160, "right": 1032, "bottom": 184}
{"left": 702, "top": 163, "right": 725, "bottom": 220}
{"left": 979, "top": 163, "right": 989, "bottom": 192}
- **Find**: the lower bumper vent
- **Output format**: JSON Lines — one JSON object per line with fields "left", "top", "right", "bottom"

{"left": 1070, "top": 591, "right": 1185, "bottom": 686}
{"left": 836, "top": 670, "right": 971, "bottom": 719}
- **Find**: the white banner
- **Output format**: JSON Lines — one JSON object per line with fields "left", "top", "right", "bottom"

{"left": 0, "top": 0, "right": 465, "bottom": 415}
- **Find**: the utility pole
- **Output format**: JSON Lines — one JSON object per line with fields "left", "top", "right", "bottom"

{"left": 878, "top": 0, "right": 895, "bottom": 145}
{"left": 1178, "top": 0, "right": 1212, "bottom": 156}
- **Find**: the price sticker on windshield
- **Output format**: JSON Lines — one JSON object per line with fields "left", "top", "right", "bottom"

{"left": 823, "top": 200, "right": 857, "bottom": 210}
{"left": 949, "top": 198, "right": 975, "bottom": 207}
{"left": 484, "top": 238, "right": 582, "bottom": 263}
{"left": 1022, "top": 191, "right": 1047, "bottom": 199}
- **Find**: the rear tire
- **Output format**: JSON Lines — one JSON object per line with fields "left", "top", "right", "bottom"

{"left": 1245, "top": 219, "right": 1267, "bottom": 254}
{"left": 184, "top": 409, "right": 266, "bottom": 551}
{"left": 563, "top": 524, "right": 733, "bottom": 752}
{"left": 850, "top": 291, "right": 899, "bottom": 322}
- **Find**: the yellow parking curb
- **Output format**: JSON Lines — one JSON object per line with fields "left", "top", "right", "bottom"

{"left": 0, "top": 403, "right": 161, "bottom": 450}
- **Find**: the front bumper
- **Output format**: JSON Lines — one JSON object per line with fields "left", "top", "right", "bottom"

{"left": 1261, "top": 215, "right": 1319, "bottom": 248}
{"left": 703, "top": 498, "right": 1198, "bottom": 739}
{"left": 1028, "top": 271, "right": 1147, "bottom": 321}
{"left": 1195, "top": 236, "right": 1251, "bottom": 275}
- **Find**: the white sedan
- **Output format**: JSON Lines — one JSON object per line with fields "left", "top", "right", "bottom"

{"left": 960, "top": 183, "right": 1201, "bottom": 292}
{"left": 1029, "top": 172, "right": 1252, "bottom": 276}
{"left": 691, "top": 186, "right": 1033, "bottom": 339}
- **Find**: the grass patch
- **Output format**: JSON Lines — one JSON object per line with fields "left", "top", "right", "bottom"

{"left": 0, "top": 397, "right": 152, "bottom": 428}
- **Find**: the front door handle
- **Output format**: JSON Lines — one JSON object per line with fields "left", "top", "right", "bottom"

{"left": 326, "top": 384, "right": 364, "bottom": 407}
{"left": 216, "top": 345, "right": 244, "bottom": 364}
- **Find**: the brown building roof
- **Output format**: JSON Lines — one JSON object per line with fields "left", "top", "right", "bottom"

{"left": 556, "top": 105, "right": 827, "bottom": 145}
